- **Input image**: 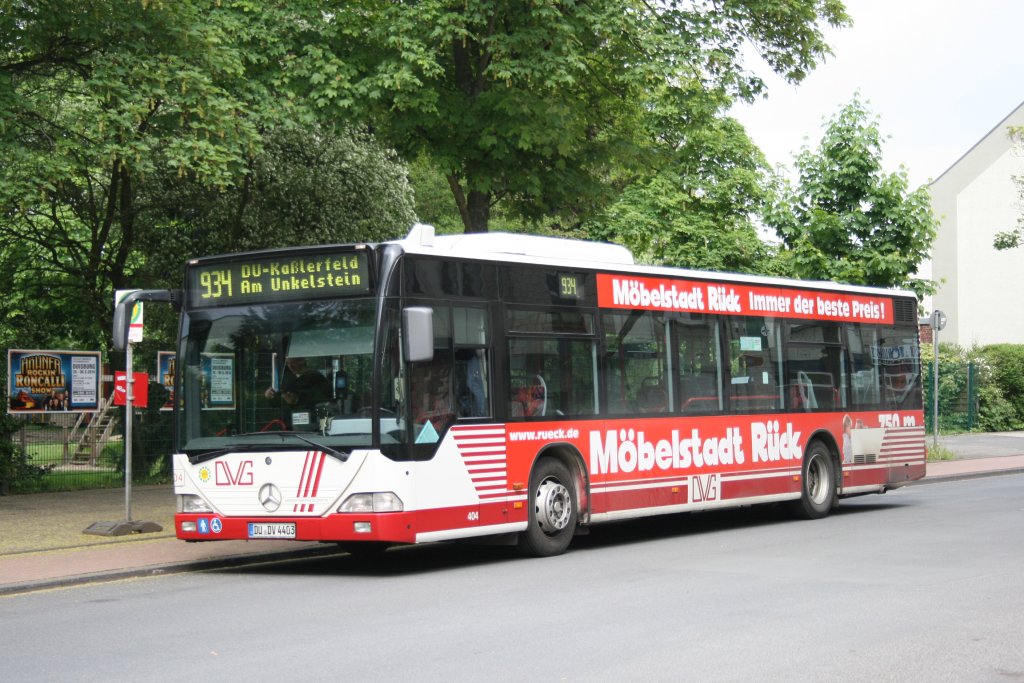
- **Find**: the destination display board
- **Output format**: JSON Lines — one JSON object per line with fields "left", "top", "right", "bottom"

{"left": 187, "top": 251, "right": 370, "bottom": 308}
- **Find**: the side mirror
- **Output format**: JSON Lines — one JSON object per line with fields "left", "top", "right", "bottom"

{"left": 402, "top": 307, "right": 434, "bottom": 363}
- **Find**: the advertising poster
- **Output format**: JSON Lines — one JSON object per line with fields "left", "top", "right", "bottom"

{"left": 158, "top": 351, "right": 175, "bottom": 411}
{"left": 7, "top": 349, "right": 102, "bottom": 413}
{"left": 200, "top": 353, "right": 234, "bottom": 410}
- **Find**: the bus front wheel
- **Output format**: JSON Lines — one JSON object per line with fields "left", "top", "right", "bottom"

{"left": 518, "top": 458, "right": 577, "bottom": 557}
{"left": 790, "top": 440, "right": 836, "bottom": 520}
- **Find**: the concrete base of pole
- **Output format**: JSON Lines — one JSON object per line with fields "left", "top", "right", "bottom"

{"left": 82, "top": 520, "right": 164, "bottom": 536}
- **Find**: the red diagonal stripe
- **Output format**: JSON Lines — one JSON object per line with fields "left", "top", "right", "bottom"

{"left": 311, "top": 451, "right": 326, "bottom": 497}
{"left": 297, "top": 451, "right": 312, "bottom": 498}
{"left": 302, "top": 451, "right": 320, "bottom": 498}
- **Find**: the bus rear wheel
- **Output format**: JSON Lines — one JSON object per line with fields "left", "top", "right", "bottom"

{"left": 789, "top": 440, "right": 836, "bottom": 520}
{"left": 518, "top": 458, "right": 577, "bottom": 557}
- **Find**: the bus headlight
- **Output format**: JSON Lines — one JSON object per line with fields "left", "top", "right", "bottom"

{"left": 177, "top": 494, "right": 213, "bottom": 513}
{"left": 338, "top": 492, "right": 403, "bottom": 513}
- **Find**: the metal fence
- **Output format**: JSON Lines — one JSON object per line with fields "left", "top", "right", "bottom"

{"left": 2, "top": 385, "right": 173, "bottom": 495}
{"left": 923, "top": 359, "right": 979, "bottom": 433}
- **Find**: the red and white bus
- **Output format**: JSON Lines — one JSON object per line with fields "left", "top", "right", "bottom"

{"left": 116, "top": 225, "right": 925, "bottom": 556}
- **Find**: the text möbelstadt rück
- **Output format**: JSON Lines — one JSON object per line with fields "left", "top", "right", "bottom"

{"left": 589, "top": 421, "right": 802, "bottom": 475}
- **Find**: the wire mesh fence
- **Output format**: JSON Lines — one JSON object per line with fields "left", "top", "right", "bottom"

{"left": 923, "top": 359, "right": 979, "bottom": 434}
{"left": 2, "top": 384, "right": 172, "bottom": 495}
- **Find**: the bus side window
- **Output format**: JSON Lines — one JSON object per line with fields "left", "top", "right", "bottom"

{"left": 674, "top": 315, "right": 723, "bottom": 414}
{"left": 507, "top": 309, "right": 596, "bottom": 419}
{"left": 507, "top": 338, "right": 595, "bottom": 418}
{"left": 602, "top": 311, "right": 668, "bottom": 414}
{"left": 725, "top": 316, "right": 782, "bottom": 413}
{"left": 409, "top": 305, "right": 455, "bottom": 438}
{"left": 786, "top": 321, "right": 843, "bottom": 412}
{"left": 452, "top": 306, "right": 490, "bottom": 418}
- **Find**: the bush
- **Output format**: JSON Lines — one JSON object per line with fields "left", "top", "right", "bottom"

{"left": 924, "top": 342, "right": 1024, "bottom": 433}
{"left": 979, "top": 344, "right": 1024, "bottom": 426}
{"left": 977, "top": 382, "right": 1022, "bottom": 432}
{"left": 0, "top": 414, "right": 52, "bottom": 494}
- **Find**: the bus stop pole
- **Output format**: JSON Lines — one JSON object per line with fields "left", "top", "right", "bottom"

{"left": 932, "top": 326, "right": 939, "bottom": 450}
{"left": 83, "top": 299, "right": 162, "bottom": 537}
{"left": 125, "top": 340, "right": 134, "bottom": 523}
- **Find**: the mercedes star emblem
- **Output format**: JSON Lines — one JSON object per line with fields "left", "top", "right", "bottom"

{"left": 258, "top": 483, "right": 282, "bottom": 512}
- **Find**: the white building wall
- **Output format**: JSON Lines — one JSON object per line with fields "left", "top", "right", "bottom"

{"left": 952, "top": 149, "right": 1024, "bottom": 345}
{"left": 930, "top": 101, "right": 1024, "bottom": 347}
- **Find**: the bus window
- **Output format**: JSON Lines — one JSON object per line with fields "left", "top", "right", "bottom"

{"left": 602, "top": 311, "right": 670, "bottom": 414}
{"left": 725, "top": 316, "right": 783, "bottom": 413}
{"left": 453, "top": 306, "right": 490, "bottom": 418}
{"left": 508, "top": 337, "right": 596, "bottom": 418}
{"left": 876, "top": 328, "right": 921, "bottom": 410}
{"left": 673, "top": 314, "right": 723, "bottom": 415}
{"left": 786, "top": 321, "right": 843, "bottom": 411}
{"left": 409, "top": 306, "right": 454, "bottom": 438}
{"left": 847, "top": 324, "right": 921, "bottom": 411}
{"left": 847, "top": 324, "right": 881, "bottom": 409}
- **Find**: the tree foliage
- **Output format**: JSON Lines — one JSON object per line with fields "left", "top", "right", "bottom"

{"left": 330, "top": 0, "right": 850, "bottom": 232}
{"left": 763, "top": 96, "right": 937, "bottom": 297}
{"left": 143, "top": 124, "right": 416, "bottom": 286}
{"left": 585, "top": 115, "right": 774, "bottom": 273}
{"left": 0, "top": 1, "right": 414, "bottom": 350}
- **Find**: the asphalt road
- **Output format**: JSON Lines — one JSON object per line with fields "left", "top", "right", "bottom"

{"left": 2, "top": 474, "right": 1022, "bottom": 682}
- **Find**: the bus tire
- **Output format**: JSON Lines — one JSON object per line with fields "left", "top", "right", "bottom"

{"left": 518, "top": 457, "right": 577, "bottom": 557}
{"left": 789, "top": 440, "right": 836, "bottom": 520}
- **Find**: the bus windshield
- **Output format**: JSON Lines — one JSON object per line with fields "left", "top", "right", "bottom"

{"left": 176, "top": 298, "right": 387, "bottom": 456}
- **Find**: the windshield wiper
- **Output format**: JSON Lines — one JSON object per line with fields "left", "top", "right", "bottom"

{"left": 274, "top": 431, "right": 350, "bottom": 462}
{"left": 187, "top": 432, "right": 350, "bottom": 464}
{"left": 188, "top": 442, "right": 285, "bottom": 465}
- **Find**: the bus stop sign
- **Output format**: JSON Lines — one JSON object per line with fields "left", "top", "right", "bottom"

{"left": 113, "top": 372, "right": 149, "bottom": 408}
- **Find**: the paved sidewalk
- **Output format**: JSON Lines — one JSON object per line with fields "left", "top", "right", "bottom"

{"left": 2, "top": 433, "right": 1023, "bottom": 596}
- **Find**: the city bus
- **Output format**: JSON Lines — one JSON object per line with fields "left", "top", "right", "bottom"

{"left": 114, "top": 224, "right": 925, "bottom": 557}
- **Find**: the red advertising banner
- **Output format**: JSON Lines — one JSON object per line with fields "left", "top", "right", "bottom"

{"left": 596, "top": 273, "right": 894, "bottom": 325}
{"left": 113, "top": 372, "right": 150, "bottom": 408}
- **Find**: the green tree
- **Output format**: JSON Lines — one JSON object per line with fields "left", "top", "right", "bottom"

{"left": 1, "top": 1, "right": 278, "bottom": 348}
{"left": 143, "top": 124, "right": 417, "bottom": 284}
{"left": 332, "top": 0, "right": 850, "bottom": 233}
{"left": 585, "top": 115, "right": 773, "bottom": 272}
{"left": 763, "top": 96, "right": 937, "bottom": 297}
{"left": 0, "top": 2, "right": 412, "bottom": 350}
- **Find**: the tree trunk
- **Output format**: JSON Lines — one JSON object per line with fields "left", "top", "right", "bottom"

{"left": 465, "top": 189, "right": 490, "bottom": 233}
{"left": 446, "top": 174, "right": 491, "bottom": 233}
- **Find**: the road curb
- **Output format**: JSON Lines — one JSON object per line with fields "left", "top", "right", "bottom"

{"left": 908, "top": 466, "right": 1024, "bottom": 486}
{"left": 0, "top": 544, "right": 344, "bottom": 597}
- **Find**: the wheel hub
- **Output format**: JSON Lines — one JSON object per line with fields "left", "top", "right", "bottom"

{"left": 535, "top": 477, "right": 572, "bottom": 534}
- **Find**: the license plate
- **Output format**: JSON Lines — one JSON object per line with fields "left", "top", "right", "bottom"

{"left": 248, "top": 522, "right": 296, "bottom": 539}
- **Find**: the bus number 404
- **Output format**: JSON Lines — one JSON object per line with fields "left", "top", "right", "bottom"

{"left": 689, "top": 474, "right": 719, "bottom": 504}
